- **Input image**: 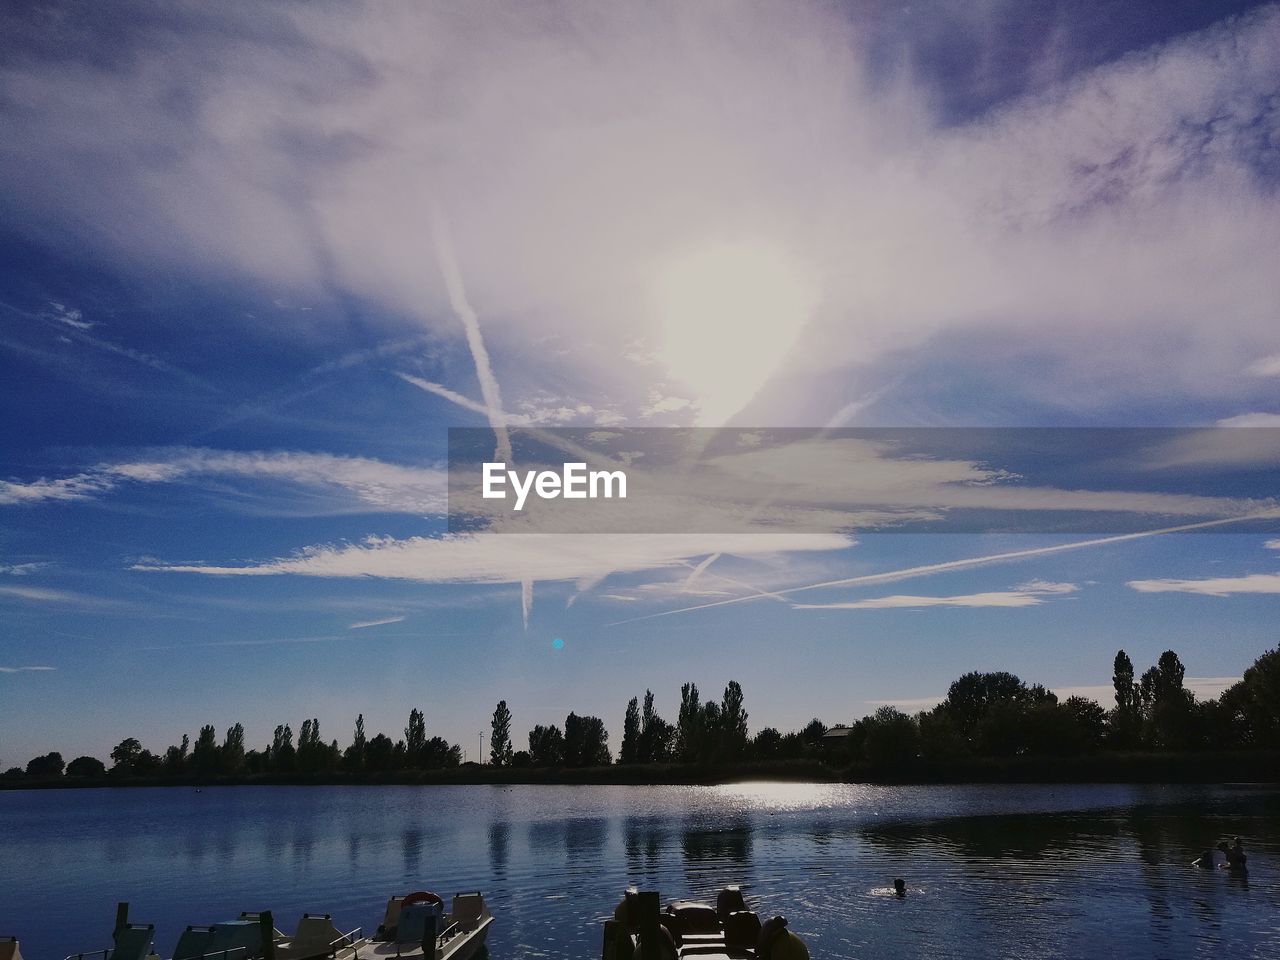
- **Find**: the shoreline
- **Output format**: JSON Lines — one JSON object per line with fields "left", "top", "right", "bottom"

{"left": 4, "top": 750, "right": 1276, "bottom": 790}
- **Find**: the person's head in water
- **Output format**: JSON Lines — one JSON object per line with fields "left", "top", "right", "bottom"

{"left": 893, "top": 878, "right": 906, "bottom": 897}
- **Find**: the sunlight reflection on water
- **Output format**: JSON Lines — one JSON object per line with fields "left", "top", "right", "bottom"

{"left": 0, "top": 783, "right": 1276, "bottom": 960}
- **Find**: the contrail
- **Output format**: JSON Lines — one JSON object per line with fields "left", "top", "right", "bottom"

{"left": 607, "top": 511, "right": 1280, "bottom": 625}
{"left": 429, "top": 204, "right": 512, "bottom": 463}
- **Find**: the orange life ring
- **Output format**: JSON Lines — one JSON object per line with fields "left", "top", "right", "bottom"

{"left": 402, "top": 891, "right": 444, "bottom": 909}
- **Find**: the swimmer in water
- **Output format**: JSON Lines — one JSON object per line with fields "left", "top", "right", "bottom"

{"left": 1220, "top": 838, "right": 1247, "bottom": 871}
{"left": 1193, "top": 848, "right": 1215, "bottom": 869}
{"left": 893, "top": 878, "right": 906, "bottom": 897}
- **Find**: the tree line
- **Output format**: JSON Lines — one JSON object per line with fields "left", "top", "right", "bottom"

{"left": 6, "top": 644, "right": 1279, "bottom": 782}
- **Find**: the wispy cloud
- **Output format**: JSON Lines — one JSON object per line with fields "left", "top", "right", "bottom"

{"left": 0, "top": 562, "right": 50, "bottom": 575}
{"left": 0, "top": 665, "right": 56, "bottom": 674}
{"left": 0, "top": 584, "right": 104, "bottom": 605}
{"left": 1, "top": 449, "right": 446, "bottom": 513}
{"left": 347, "top": 615, "right": 406, "bottom": 630}
{"left": 1127, "top": 572, "right": 1280, "bottom": 597}
{"left": 613, "top": 513, "right": 1278, "bottom": 624}
{"left": 133, "top": 531, "right": 852, "bottom": 590}
{"left": 795, "top": 581, "right": 1077, "bottom": 611}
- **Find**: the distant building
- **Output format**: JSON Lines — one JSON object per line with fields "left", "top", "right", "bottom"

{"left": 822, "top": 725, "right": 854, "bottom": 745}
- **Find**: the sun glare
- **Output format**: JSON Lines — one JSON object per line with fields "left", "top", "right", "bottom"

{"left": 652, "top": 240, "right": 817, "bottom": 425}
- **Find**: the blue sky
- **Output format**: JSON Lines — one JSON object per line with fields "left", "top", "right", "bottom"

{"left": 2, "top": 1, "right": 1279, "bottom": 764}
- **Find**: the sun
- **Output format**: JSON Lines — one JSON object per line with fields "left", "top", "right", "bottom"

{"left": 651, "top": 239, "right": 817, "bottom": 425}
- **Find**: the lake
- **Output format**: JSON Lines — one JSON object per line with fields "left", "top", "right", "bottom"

{"left": 1, "top": 783, "right": 1276, "bottom": 959}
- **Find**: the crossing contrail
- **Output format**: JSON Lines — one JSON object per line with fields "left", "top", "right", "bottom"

{"left": 606, "top": 511, "right": 1280, "bottom": 625}
{"left": 429, "top": 204, "right": 512, "bottom": 464}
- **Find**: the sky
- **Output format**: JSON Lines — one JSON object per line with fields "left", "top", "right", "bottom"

{"left": 2, "top": 0, "right": 1279, "bottom": 765}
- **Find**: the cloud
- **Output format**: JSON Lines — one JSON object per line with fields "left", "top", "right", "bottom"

{"left": 347, "top": 615, "right": 406, "bottom": 630}
{"left": 1127, "top": 572, "right": 1280, "bottom": 596}
{"left": 1266, "top": 539, "right": 1280, "bottom": 550}
{"left": 3, "top": 4, "right": 1276, "bottom": 424}
{"left": 134, "top": 531, "right": 853, "bottom": 589}
{"left": 1, "top": 448, "right": 446, "bottom": 513}
{"left": 1215, "top": 413, "right": 1280, "bottom": 428}
{"left": 0, "top": 665, "right": 56, "bottom": 674}
{"left": 0, "top": 584, "right": 93, "bottom": 603}
{"left": 0, "top": 562, "right": 50, "bottom": 575}
{"left": 1247, "top": 354, "right": 1280, "bottom": 377}
{"left": 794, "top": 580, "right": 1077, "bottom": 610}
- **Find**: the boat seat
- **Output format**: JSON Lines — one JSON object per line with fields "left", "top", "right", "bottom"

{"left": 289, "top": 916, "right": 344, "bottom": 954}
{"left": 111, "top": 925, "right": 156, "bottom": 960}
{"left": 449, "top": 894, "right": 485, "bottom": 927}
{"left": 172, "top": 927, "right": 217, "bottom": 960}
{"left": 716, "top": 887, "right": 747, "bottom": 921}
{"left": 236, "top": 915, "right": 284, "bottom": 942}
{"left": 0, "top": 936, "right": 23, "bottom": 960}
{"left": 207, "top": 920, "right": 263, "bottom": 960}
{"left": 395, "top": 903, "right": 441, "bottom": 945}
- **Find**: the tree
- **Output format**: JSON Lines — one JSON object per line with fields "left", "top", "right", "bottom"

{"left": 528, "top": 724, "right": 565, "bottom": 766}
{"left": 192, "top": 724, "right": 220, "bottom": 775}
{"left": 1062, "top": 696, "right": 1107, "bottom": 751}
{"left": 1110, "top": 650, "right": 1142, "bottom": 748}
{"left": 66, "top": 755, "right": 106, "bottom": 778}
{"left": 801, "top": 718, "right": 828, "bottom": 746}
{"left": 943, "top": 671, "right": 1034, "bottom": 738}
{"left": 638, "top": 690, "right": 675, "bottom": 763}
{"left": 620, "top": 697, "right": 641, "bottom": 764}
{"left": 917, "top": 706, "right": 967, "bottom": 763}
{"left": 344, "top": 714, "right": 367, "bottom": 771}
{"left": 1140, "top": 650, "right": 1197, "bottom": 749}
{"left": 675, "top": 683, "right": 702, "bottom": 762}
{"left": 1235, "top": 645, "right": 1280, "bottom": 747}
{"left": 110, "top": 738, "right": 144, "bottom": 775}
{"left": 222, "top": 723, "right": 246, "bottom": 774}
{"left": 26, "top": 751, "right": 65, "bottom": 778}
{"left": 490, "top": 701, "right": 514, "bottom": 767}
{"left": 752, "top": 727, "right": 783, "bottom": 759}
{"left": 719, "top": 681, "right": 749, "bottom": 760}
{"left": 164, "top": 734, "right": 190, "bottom": 774}
{"left": 862, "top": 706, "right": 918, "bottom": 767}
{"left": 564, "top": 712, "right": 610, "bottom": 767}
{"left": 405, "top": 709, "right": 427, "bottom": 766}
{"left": 365, "top": 733, "right": 396, "bottom": 771}
{"left": 270, "top": 724, "right": 295, "bottom": 771}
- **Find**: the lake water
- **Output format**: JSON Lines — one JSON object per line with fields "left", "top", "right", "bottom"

{"left": 0, "top": 783, "right": 1276, "bottom": 959}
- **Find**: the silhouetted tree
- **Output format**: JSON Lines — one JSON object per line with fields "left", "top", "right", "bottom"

{"left": 222, "top": 723, "right": 246, "bottom": 774}
{"left": 404, "top": 709, "right": 426, "bottom": 767}
{"left": 620, "top": 697, "right": 641, "bottom": 764}
{"left": 752, "top": 727, "right": 783, "bottom": 759}
{"left": 528, "top": 724, "right": 565, "bottom": 766}
{"left": 26, "top": 752, "right": 64, "bottom": 778}
{"left": 365, "top": 733, "right": 395, "bottom": 772}
{"left": 344, "top": 714, "right": 367, "bottom": 771}
{"left": 164, "top": 734, "right": 190, "bottom": 774}
{"left": 66, "top": 755, "right": 105, "bottom": 778}
{"left": 863, "top": 706, "right": 918, "bottom": 766}
{"left": 270, "top": 724, "right": 296, "bottom": 771}
{"left": 675, "top": 683, "right": 702, "bottom": 762}
{"left": 719, "top": 681, "right": 749, "bottom": 760}
{"left": 192, "top": 724, "right": 220, "bottom": 775}
{"left": 490, "top": 701, "right": 514, "bottom": 766}
{"left": 564, "top": 712, "right": 610, "bottom": 766}
{"left": 638, "top": 690, "right": 675, "bottom": 763}
{"left": 917, "top": 706, "right": 968, "bottom": 762}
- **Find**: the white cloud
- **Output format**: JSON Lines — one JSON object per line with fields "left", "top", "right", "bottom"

{"left": 1266, "top": 539, "right": 1280, "bottom": 550}
{"left": 0, "top": 449, "right": 447, "bottom": 513}
{"left": 1215, "top": 413, "right": 1280, "bottom": 428}
{"left": 1127, "top": 572, "right": 1280, "bottom": 596}
{"left": 2, "top": 4, "right": 1277, "bottom": 423}
{"left": 0, "top": 665, "right": 56, "bottom": 674}
{"left": 794, "top": 580, "right": 1077, "bottom": 610}
{"left": 347, "top": 615, "right": 406, "bottom": 630}
{"left": 0, "top": 585, "right": 90, "bottom": 603}
{"left": 134, "top": 531, "right": 853, "bottom": 588}
{"left": 0, "top": 562, "right": 49, "bottom": 575}
{"left": 1247, "top": 354, "right": 1280, "bottom": 377}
